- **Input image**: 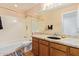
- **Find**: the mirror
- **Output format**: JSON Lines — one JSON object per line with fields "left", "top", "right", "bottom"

{"left": 62, "top": 10, "right": 79, "bottom": 36}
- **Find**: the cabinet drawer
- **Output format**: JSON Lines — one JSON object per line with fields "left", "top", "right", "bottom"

{"left": 39, "top": 40, "right": 49, "bottom": 46}
{"left": 50, "top": 42, "right": 54, "bottom": 47}
{"left": 50, "top": 48, "right": 66, "bottom": 56}
{"left": 70, "top": 47, "right": 79, "bottom": 56}
{"left": 50, "top": 42, "right": 67, "bottom": 52}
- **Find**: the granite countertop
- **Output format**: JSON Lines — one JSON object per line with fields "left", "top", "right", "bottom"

{"left": 32, "top": 34, "right": 79, "bottom": 48}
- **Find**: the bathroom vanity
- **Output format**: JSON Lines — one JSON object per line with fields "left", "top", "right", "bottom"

{"left": 32, "top": 34, "right": 79, "bottom": 56}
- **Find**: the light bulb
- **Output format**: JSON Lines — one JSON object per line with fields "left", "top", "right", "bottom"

{"left": 14, "top": 4, "right": 18, "bottom": 7}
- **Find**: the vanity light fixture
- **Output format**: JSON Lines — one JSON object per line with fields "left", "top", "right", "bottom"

{"left": 42, "top": 3, "right": 53, "bottom": 10}
{"left": 42, "top": 3, "right": 64, "bottom": 11}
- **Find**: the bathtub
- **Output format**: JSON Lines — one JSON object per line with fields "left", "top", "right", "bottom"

{"left": 0, "top": 39, "right": 32, "bottom": 56}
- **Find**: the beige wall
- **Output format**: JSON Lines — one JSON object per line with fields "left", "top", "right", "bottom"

{"left": 39, "top": 4, "right": 79, "bottom": 34}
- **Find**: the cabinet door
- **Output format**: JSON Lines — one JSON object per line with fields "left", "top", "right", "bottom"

{"left": 32, "top": 39, "right": 39, "bottom": 56}
{"left": 39, "top": 44, "right": 49, "bottom": 56}
{"left": 70, "top": 47, "right": 79, "bottom": 56}
{"left": 50, "top": 48, "right": 67, "bottom": 56}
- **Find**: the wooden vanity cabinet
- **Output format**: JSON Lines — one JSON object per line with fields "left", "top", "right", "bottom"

{"left": 32, "top": 37, "right": 39, "bottom": 56}
{"left": 32, "top": 37, "right": 79, "bottom": 56}
{"left": 50, "top": 42, "right": 68, "bottom": 56}
{"left": 32, "top": 37, "right": 49, "bottom": 56}
{"left": 39, "top": 40, "right": 49, "bottom": 56}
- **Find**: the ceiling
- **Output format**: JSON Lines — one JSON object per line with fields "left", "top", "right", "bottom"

{"left": 0, "top": 3, "right": 72, "bottom": 18}
{"left": 0, "top": 3, "right": 42, "bottom": 15}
